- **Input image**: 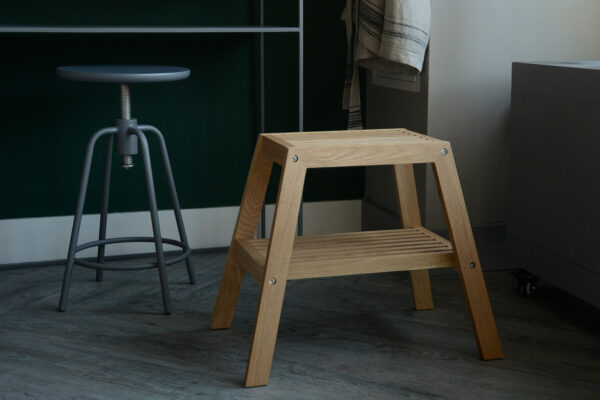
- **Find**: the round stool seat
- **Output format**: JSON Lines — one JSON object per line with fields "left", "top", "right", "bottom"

{"left": 57, "top": 65, "right": 190, "bottom": 83}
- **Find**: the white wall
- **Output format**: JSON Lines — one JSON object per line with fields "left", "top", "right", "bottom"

{"left": 0, "top": 200, "right": 361, "bottom": 265}
{"left": 425, "top": 0, "right": 600, "bottom": 228}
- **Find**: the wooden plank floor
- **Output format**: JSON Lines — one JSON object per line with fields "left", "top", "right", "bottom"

{"left": 1, "top": 248, "right": 599, "bottom": 399}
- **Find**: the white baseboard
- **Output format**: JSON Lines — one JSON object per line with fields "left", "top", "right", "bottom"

{"left": 0, "top": 199, "right": 361, "bottom": 265}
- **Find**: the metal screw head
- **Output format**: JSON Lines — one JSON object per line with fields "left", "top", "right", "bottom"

{"left": 469, "top": 261, "right": 476, "bottom": 269}
{"left": 269, "top": 277, "right": 277, "bottom": 285}
{"left": 441, "top": 148, "right": 448, "bottom": 156}
{"left": 291, "top": 155, "right": 299, "bottom": 162}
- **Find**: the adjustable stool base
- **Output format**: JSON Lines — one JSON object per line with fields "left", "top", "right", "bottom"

{"left": 58, "top": 124, "right": 195, "bottom": 316}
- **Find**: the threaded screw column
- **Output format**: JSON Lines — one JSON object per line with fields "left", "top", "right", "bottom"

{"left": 121, "top": 83, "right": 131, "bottom": 120}
{"left": 120, "top": 84, "right": 134, "bottom": 169}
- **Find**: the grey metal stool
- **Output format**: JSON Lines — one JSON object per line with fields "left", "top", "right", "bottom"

{"left": 57, "top": 65, "right": 195, "bottom": 315}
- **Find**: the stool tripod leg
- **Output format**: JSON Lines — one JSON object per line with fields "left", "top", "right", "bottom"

{"left": 211, "top": 137, "right": 273, "bottom": 329}
{"left": 59, "top": 127, "right": 116, "bottom": 312}
{"left": 432, "top": 148, "right": 503, "bottom": 360}
{"left": 96, "top": 134, "right": 114, "bottom": 282}
{"left": 141, "top": 125, "right": 195, "bottom": 284}
{"left": 133, "top": 129, "right": 171, "bottom": 315}
{"left": 245, "top": 156, "right": 306, "bottom": 387}
{"left": 393, "top": 164, "right": 434, "bottom": 310}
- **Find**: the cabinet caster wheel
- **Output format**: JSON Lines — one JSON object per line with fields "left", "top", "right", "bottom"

{"left": 517, "top": 280, "right": 536, "bottom": 297}
{"left": 512, "top": 269, "right": 538, "bottom": 297}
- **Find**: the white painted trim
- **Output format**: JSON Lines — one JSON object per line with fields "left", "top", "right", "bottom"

{"left": 0, "top": 200, "right": 361, "bottom": 265}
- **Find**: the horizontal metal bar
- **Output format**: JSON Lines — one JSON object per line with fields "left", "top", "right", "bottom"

{"left": 75, "top": 248, "right": 190, "bottom": 271}
{"left": 74, "top": 236, "right": 186, "bottom": 252}
{"left": 72, "top": 236, "right": 191, "bottom": 270}
{"left": 0, "top": 25, "right": 301, "bottom": 34}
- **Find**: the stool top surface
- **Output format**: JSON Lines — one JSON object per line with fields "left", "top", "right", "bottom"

{"left": 259, "top": 129, "right": 449, "bottom": 168}
{"left": 57, "top": 65, "right": 190, "bottom": 83}
{"left": 263, "top": 129, "right": 445, "bottom": 148}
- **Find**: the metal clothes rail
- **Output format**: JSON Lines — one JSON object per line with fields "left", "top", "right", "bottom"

{"left": 1, "top": 0, "right": 305, "bottom": 237}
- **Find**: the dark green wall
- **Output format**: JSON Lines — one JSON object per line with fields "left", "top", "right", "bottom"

{"left": 0, "top": 1, "right": 363, "bottom": 219}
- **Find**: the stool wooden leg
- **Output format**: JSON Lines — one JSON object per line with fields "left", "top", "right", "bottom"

{"left": 245, "top": 156, "right": 306, "bottom": 387}
{"left": 432, "top": 148, "right": 503, "bottom": 360}
{"left": 211, "top": 138, "right": 274, "bottom": 329}
{"left": 409, "top": 270, "right": 434, "bottom": 310}
{"left": 394, "top": 164, "right": 434, "bottom": 310}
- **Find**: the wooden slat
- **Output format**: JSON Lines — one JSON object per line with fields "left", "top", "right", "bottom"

{"left": 234, "top": 228, "right": 455, "bottom": 284}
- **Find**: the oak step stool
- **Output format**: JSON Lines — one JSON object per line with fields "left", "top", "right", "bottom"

{"left": 210, "top": 128, "right": 503, "bottom": 387}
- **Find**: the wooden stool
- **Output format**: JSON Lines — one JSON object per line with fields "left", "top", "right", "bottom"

{"left": 210, "top": 129, "right": 503, "bottom": 387}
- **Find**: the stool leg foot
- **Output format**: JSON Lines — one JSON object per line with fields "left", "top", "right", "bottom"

{"left": 433, "top": 149, "right": 503, "bottom": 360}
{"left": 96, "top": 134, "right": 114, "bottom": 283}
{"left": 393, "top": 164, "right": 434, "bottom": 310}
{"left": 59, "top": 128, "right": 116, "bottom": 312}
{"left": 133, "top": 129, "right": 171, "bottom": 315}
{"left": 141, "top": 125, "right": 195, "bottom": 285}
{"left": 409, "top": 270, "right": 434, "bottom": 310}
{"left": 245, "top": 157, "right": 306, "bottom": 387}
{"left": 211, "top": 137, "right": 273, "bottom": 330}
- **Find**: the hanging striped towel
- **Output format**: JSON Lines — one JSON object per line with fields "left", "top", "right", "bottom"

{"left": 342, "top": 0, "right": 431, "bottom": 129}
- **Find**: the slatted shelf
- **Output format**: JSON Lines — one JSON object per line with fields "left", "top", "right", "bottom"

{"left": 234, "top": 227, "right": 455, "bottom": 283}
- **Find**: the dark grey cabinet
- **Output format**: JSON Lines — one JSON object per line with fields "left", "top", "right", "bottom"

{"left": 509, "top": 61, "right": 600, "bottom": 308}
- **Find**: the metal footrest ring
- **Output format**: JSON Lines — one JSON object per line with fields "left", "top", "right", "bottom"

{"left": 73, "top": 236, "right": 190, "bottom": 271}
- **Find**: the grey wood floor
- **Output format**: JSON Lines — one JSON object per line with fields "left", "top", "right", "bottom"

{"left": 1, "top": 248, "right": 599, "bottom": 399}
